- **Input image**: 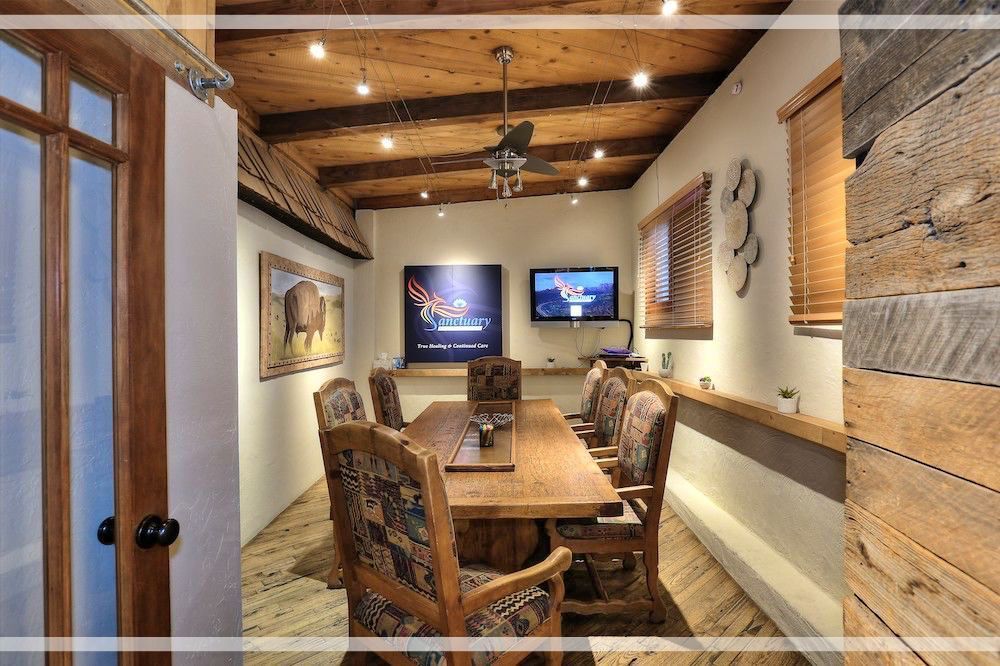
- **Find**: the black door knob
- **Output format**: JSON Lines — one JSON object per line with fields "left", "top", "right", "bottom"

{"left": 135, "top": 515, "right": 180, "bottom": 549}
{"left": 97, "top": 516, "right": 115, "bottom": 545}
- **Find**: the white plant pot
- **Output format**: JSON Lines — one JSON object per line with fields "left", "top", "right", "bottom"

{"left": 777, "top": 396, "right": 799, "bottom": 414}
{"left": 658, "top": 367, "right": 673, "bottom": 378}
{"left": 699, "top": 381, "right": 712, "bottom": 389}
{"left": 546, "top": 361, "right": 556, "bottom": 369}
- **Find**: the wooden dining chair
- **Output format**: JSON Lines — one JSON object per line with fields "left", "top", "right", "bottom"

{"left": 546, "top": 378, "right": 678, "bottom": 622}
{"left": 369, "top": 367, "right": 409, "bottom": 431}
{"left": 562, "top": 360, "right": 607, "bottom": 432}
{"left": 312, "top": 377, "right": 368, "bottom": 588}
{"left": 573, "top": 368, "right": 635, "bottom": 449}
{"left": 320, "top": 421, "right": 572, "bottom": 666}
{"left": 467, "top": 356, "right": 522, "bottom": 402}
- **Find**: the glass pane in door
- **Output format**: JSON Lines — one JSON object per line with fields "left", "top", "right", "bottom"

{"left": 0, "top": 120, "right": 44, "bottom": 665}
{"left": 0, "top": 34, "right": 42, "bottom": 111}
{"left": 69, "top": 74, "right": 114, "bottom": 144}
{"left": 68, "top": 149, "right": 117, "bottom": 664}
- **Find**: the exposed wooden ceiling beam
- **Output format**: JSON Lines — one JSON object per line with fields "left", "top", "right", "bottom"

{"left": 259, "top": 71, "right": 725, "bottom": 143}
{"left": 355, "top": 174, "right": 634, "bottom": 210}
{"left": 317, "top": 135, "right": 670, "bottom": 187}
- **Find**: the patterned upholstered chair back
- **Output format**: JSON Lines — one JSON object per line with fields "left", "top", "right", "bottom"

{"left": 613, "top": 379, "right": 678, "bottom": 505}
{"left": 313, "top": 378, "right": 367, "bottom": 430}
{"left": 592, "top": 368, "right": 634, "bottom": 448}
{"left": 579, "top": 360, "right": 608, "bottom": 423}
{"left": 369, "top": 368, "right": 405, "bottom": 431}
{"left": 467, "top": 356, "right": 522, "bottom": 402}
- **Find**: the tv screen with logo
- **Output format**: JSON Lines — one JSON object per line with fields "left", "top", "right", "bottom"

{"left": 404, "top": 264, "right": 503, "bottom": 363}
{"left": 530, "top": 267, "right": 619, "bottom": 322}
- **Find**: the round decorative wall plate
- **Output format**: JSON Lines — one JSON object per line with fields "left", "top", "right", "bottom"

{"left": 716, "top": 158, "right": 761, "bottom": 292}
{"left": 737, "top": 168, "right": 756, "bottom": 206}
{"left": 725, "top": 200, "right": 748, "bottom": 247}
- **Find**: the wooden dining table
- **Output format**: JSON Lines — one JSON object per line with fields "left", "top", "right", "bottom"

{"left": 404, "top": 398, "right": 623, "bottom": 571}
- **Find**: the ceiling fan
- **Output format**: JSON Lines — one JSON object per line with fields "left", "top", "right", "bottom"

{"left": 433, "top": 46, "right": 559, "bottom": 199}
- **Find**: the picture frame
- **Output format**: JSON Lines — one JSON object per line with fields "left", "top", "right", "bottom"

{"left": 259, "top": 251, "right": 345, "bottom": 379}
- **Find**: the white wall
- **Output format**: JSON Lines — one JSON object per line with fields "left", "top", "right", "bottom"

{"left": 164, "top": 80, "right": 242, "bottom": 661}
{"left": 629, "top": 0, "right": 846, "bottom": 649}
{"left": 237, "top": 202, "right": 372, "bottom": 545}
{"left": 362, "top": 190, "right": 635, "bottom": 417}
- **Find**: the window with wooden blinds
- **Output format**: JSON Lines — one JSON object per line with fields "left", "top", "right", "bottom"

{"left": 779, "top": 61, "right": 854, "bottom": 325}
{"left": 638, "top": 173, "right": 712, "bottom": 329}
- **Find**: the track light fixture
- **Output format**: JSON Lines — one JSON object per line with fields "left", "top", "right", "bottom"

{"left": 380, "top": 135, "right": 394, "bottom": 150}
{"left": 420, "top": 190, "right": 429, "bottom": 199}
{"left": 593, "top": 148, "right": 605, "bottom": 159}
{"left": 570, "top": 194, "right": 579, "bottom": 205}
{"left": 577, "top": 176, "right": 589, "bottom": 187}
{"left": 632, "top": 71, "right": 650, "bottom": 88}
{"left": 309, "top": 39, "right": 326, "bottom": 60}
{"left": 437, "top": 204, "right": 445, "bottom": 217}
{"left": 356, "top": 68, "right": 370, "bottom": 96}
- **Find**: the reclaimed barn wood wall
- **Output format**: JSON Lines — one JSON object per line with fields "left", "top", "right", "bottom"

{"left": 839, "top": 1, "right": 999, "bottom": 662}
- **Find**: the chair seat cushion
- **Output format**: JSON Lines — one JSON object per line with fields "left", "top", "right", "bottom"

{"left": 353, "top": 564, "right": 551, "bottom": 666}
{"left": 555, "top": 500, "right": 644, "bottom": 540}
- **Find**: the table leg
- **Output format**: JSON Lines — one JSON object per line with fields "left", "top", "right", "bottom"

{"left": 453, "top": 519, "right": 540, "bottom": 572}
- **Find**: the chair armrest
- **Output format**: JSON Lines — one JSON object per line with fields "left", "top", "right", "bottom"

{"left": 461, "top": 547, "right": 573, "bottom": 615}
{"left": 616, "top": 485, "right": 654, "bottom": 501}
{"left": 562, "top": 412, "right": 582, "bottom": 421}
{"left": 595, "top": 457, "right": 619, "bottom": 470}
{"left": 588, "top": 446, "right": 617, "bottom": 458}
{"left": 574, "top": 428, "right": 596, "bottom": 439}
{"left": 570, "top": 422, "right": 594, "bottom": 432}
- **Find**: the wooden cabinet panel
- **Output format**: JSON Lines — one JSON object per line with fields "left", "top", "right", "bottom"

{"left": 843, "top": 368, "right": 1000, "bottom": 491}
{"left": 847, "top": 439, "right": 1000, "bottom": 593}
{"left": 845, "top": 501, "right": 1000, "bottom": 665}
{"left": 844, "top": 59, "right": 999, "bottom": 300}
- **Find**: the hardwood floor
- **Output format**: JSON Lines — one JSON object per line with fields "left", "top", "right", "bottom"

{"left": 242, "top": 479, "right": 808, "bottom": 665}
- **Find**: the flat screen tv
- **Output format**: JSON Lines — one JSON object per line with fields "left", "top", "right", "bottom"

{"left": 530, "top": 267, "right": 619, "bottom": 322}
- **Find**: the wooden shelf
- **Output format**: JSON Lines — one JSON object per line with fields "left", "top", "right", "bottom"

{"left": 655, "top": 377, "right": 846, "bottom": 454}
{"left": 390, "top": 367, "right": 589, "bottom": 378}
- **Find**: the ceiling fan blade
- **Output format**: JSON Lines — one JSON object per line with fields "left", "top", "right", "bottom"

{"left": 521, "top": 154, "right": 559, "bottom": 176}
{"left": 497, "top": 121, "right": 534, "bottom": 154}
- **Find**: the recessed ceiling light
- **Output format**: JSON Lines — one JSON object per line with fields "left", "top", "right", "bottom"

{"left": 662, "top": 0, "right": 679, "bottom": 15}
{"left": 632, "top": 71, "right": 650, "bottom": 88}
{"left": 380, "top": 135, "right": 394, "bottom": 150}
{"left": 577, "top": 176, "right": 589, "bottom": 187}
{"left": 593, "top": 148, "right": 605, "bottom": 159}
{"left": 308, "top": 39, "right": 326, "bottom": 60}
{"left": 420, "top": 190, "right": 429, "bottom": 199}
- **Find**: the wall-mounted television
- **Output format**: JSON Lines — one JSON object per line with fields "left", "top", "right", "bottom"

{"left": 530, "top": 267, "right": 619, "bottom": 322}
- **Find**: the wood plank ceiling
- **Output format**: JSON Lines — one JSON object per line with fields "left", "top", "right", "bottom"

{"left": 215, "top": 0, "right": 791, "bottom": 209}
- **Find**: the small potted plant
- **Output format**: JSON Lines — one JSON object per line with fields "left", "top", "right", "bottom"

{"left": 699, "top": 375, "right": 712, "bottom": 389}
{"left": 777, "top": 386, "right": 800, "bottom": 414}
{"left": 659, "top": 352, "right": 674, "bottom": 378}
{"left": 546, "top": 356, "right": 556, "bottom": 369}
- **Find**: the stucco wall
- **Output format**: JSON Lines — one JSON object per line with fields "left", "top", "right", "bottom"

{"left": 164, "top": 80, "right": 242, "bottom": 660}
{"left": 629, "top": 0, "right": 846, "bottom": 642}
{"left": 361, "top": 190, "right": 636, "bottom": 417}
{"left": 236, "top": 202, "right": 372, "bottom": 545}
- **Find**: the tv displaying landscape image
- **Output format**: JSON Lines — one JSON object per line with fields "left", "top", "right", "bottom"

{"left": 531, "top": 267, "right": 619, "bottom": 321}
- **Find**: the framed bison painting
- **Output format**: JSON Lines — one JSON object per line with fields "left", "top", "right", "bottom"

{"left": 259, "top": 252, "right": 345, "bottom": 379}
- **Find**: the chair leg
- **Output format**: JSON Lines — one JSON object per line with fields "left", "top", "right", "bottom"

{"left": 327, "top": 537, "right": 344, "bottom": 589}
{"left": 643, "top": 547, "right": 666, "bottom": 623}
{"left": 622, "top": 552, "right": 637, "bottom": 571}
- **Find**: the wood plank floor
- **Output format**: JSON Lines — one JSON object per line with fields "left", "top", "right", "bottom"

{"left": 242, "top": 479, "right": 808, "bottom": 666}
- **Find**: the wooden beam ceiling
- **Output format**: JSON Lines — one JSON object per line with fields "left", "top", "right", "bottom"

{"left": 317, "top": 135, "right": 670, "bottom": 187}
{"left": 356, "top": 174, "right": 634, "bottom": 210}
{"left": 259, "top": 71, "right": 726, "bottom": 143}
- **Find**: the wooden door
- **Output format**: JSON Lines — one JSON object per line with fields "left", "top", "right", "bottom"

{"left": 0, "top": 12, "right": 171, "bottom": 665}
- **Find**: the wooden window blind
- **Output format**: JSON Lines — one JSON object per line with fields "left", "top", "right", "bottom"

{"left": 779, "top": 61, "right": 854, "bottom": 325}
{"left": 638, "top": 173, "right": 713, "bottom": 329}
